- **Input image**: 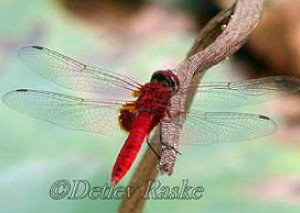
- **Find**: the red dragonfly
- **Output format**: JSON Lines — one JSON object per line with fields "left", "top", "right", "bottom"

{"left": 3, "top": 46, "right": 300, "bottom": 184}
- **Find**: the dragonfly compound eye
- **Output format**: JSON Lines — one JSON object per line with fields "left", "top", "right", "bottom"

{"left": 150, "top": 70, "right": 180, "bottom": 93}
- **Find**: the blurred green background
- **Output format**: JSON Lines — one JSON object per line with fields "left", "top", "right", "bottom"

{"left": 1, "top": 0, "right": 300, "bottom": 212}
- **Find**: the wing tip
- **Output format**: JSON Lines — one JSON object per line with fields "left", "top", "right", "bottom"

{"left": 2, "top": 91, "right": 15, "bottom": 106}
{"left": 2, "top": 89, "right": 29, "bottom": 104}
{"left": 258, "top": 115, "right": 270, "bottom": 120}
{"left": 18, "top": 45, "right": 45, "bottom": 59}
{"left": 20, "top": 45, "right": 44, "bottom": 50}
{"left": 259, "top": 114, "right": 277, "bottom": 134}
{"left": 32, "top": 45, "right": 44, "bottom": 50}
{"left": 15, "top": 89, "right": 29, "bottom": 92}
{"left": 274, "top": 76, "right": 300, "bottom": 91}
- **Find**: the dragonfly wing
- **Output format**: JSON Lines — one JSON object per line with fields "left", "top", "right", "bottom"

{"left": 190, "top": 76, "right": 300, "bottom": 110}
{"left": 18, "top": 46, "right": 141, "bottom": 95}
{"left": 180, "top": 111, "right": 277, "bottom": 145}
{"left": 2, "top": 89, "right": 127, "bottom": 137}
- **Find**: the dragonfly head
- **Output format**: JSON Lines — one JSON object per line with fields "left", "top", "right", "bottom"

{"left": 150, "top": 70, "right": 180, "bottom": 94}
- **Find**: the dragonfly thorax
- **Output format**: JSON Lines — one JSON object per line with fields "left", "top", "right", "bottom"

{"left": 119, "top": 83, "right": 173, "bottom": 132}
{"left": 136, "top": 82, "right": 173, "bottom": 112}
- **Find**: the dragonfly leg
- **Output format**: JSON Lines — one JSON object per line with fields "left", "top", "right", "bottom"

{"left": 146, "top": 136, "right": 161, "bottom": 160}
{"left": 160, "top": 142, "right": 182, "bottom": 155}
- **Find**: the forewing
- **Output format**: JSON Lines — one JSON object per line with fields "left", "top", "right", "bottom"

{"left": 2, "top": 89, "right": 127, "bottom": 136}
{"left": 180, "top": 111, "right": 277, "bottom": 145}
{"left": 190, "top": 76, "right": 300, "bottom": 110}
{"left": 18, "top": 46, "right": 141, "bottom": 95}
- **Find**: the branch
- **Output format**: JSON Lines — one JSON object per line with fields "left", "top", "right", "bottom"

{"left": 118, "top": 0, "right": 265, "bottom": 212}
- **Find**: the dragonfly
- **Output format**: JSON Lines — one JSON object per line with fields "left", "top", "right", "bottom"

{"left": 3, "top": 46, "right": 300, "bottom": 184}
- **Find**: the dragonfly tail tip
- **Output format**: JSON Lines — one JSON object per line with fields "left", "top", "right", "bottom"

{"left": 111, "top": 177, "right": 119, "bottom": 185}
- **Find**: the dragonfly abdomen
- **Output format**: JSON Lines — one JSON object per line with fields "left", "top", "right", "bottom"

{"left": 111, "top": 112, "right": 154, "bottom": 185}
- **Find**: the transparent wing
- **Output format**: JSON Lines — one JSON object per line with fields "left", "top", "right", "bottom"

{"left": 2, "top": 89, "right": 128, "bottom": 136}
{"left": 180, "top": 111, "right": 277, "bottom": 145}
{"left": 190, "top": 76, "right": 300, "bottom": 110}
{"left": 18, "top": 46, "right": 141, "bottom": 95}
